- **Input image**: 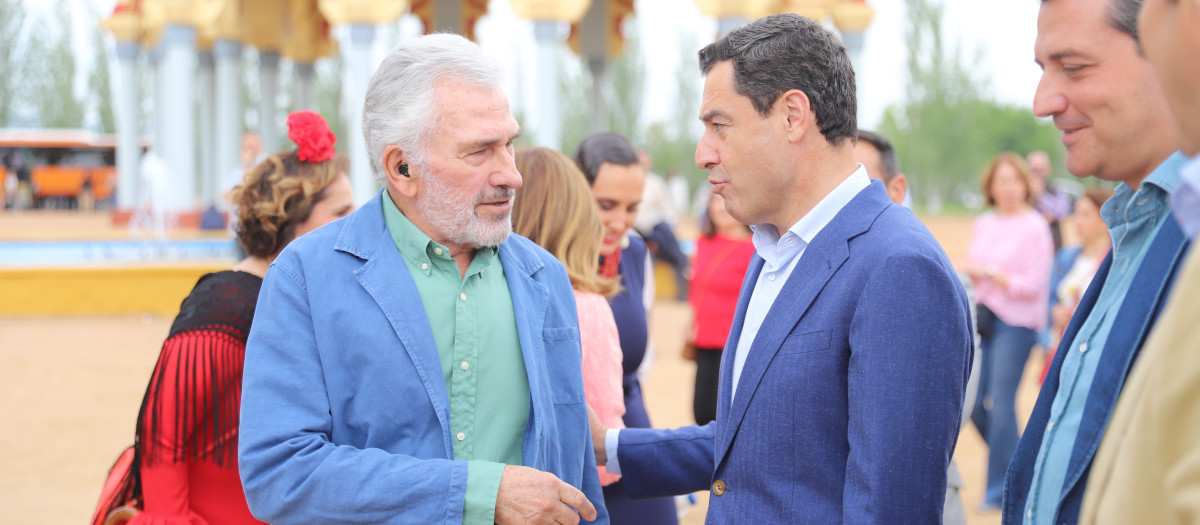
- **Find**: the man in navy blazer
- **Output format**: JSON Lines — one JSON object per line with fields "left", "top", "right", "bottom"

{"left": 589, "top": 14, "right": 974, "bottom": 523}
{"left": 1003, "top": 0, "right": 1192, "bottom": 522}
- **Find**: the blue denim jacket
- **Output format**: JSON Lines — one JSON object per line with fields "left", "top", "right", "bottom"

{"left": 238, "top": 190, "right": 608, "bottom": 524}
{"left": 1004, "top": 156, "right": 1192, "bottom": 524}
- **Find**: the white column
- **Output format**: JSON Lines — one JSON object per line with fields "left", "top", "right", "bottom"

{"left": 214, "top": 39, "right": 242, "bottom": 205}
{"left": 294, "top": 61, "right": 315, "bottom": 110}
{"left": 197, "top": 50, "right": 216, "bottom": 207}
{"left": 258, "top": 50, "right": 281, "bottom": 153}
{"left": 115, "top": 41, "right": 140, "bottom": 210}
{"left": 587, "top": 57, "right": 607, "bottom": 135}
{"left": 532, "top": 21, "right": 562, "bottom": 150}
{"left": 346, "top": 23, "right": 376, "bottom": 205}
{"left": 150, "top": 46, "right": 167, "bottom": 165}
{"left": 579, "top": 0, "right": 610, "bottom": 134}
{"left": 160, "top": 24, "right": 197, "bottom": 212}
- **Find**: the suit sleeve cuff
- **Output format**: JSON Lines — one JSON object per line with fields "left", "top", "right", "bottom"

{"left": 605, "top": 428, "right": 622, "bottom": 475}
{"left": 464, "top": 460, "right": 505, "bottom": 525}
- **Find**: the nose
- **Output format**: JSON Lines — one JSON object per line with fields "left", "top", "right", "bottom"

{"left": 492, "top": 147, "right": 523, "bottom": 190}
{"left": 695, "top": 133, "right": 719, "bottom": 170}
{"left": 605, "top": 210, "right": 628, "bottom": 233}
{"left": 1032, "top": 71, "right": 1067, "bottom": 119}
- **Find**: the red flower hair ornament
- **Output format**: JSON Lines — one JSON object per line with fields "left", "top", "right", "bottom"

{"left": 286, "top": 110, "right": 337, "bottom": 163}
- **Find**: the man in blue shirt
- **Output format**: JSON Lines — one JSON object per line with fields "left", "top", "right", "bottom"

{"left": 1003, "top": 0, "right": 1192, "bottom": 522}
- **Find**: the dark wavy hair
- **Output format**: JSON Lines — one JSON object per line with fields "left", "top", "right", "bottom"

{"left": 699, "top": 13, "right": 857, "bottom": 146}
{"left": 230, "top": 151, "right": 349, "bottom": 258}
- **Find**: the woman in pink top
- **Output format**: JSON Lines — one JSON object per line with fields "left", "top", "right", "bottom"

{"left": 512, "top": 147, "right": 625, "bottom": 485}
{"left": 960, "top": 152, "right": 1054, "bottom": 511}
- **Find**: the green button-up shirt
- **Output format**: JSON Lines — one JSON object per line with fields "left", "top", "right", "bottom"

{"left": 382, "top": 193, "right": 530, "bottom": 524}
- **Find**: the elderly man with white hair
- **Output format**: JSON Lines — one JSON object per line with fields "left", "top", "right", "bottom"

{"left": 238, "top": 34, "right": 607, "bottom": 525}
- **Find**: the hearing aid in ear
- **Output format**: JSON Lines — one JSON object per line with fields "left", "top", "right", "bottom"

{"left": 399, "top": 164, "right": 410, "bottom": 177}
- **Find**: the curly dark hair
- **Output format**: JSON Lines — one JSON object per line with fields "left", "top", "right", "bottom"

{"left": 230, "top": 151, "right": 349, "bottom": 258}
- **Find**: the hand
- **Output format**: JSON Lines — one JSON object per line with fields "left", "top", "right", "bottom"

{"left": 681, "top": 340, "right": 697, "bottom": 361}
{"left": 495, "top": 465, "right": 597, "bottom": 525}
{"left": 1051, "top": 303, "right": 1074, "bottom": 330}
{"left": 956, "top": 260, "right": 984, "bottom": 280}
{"left": 587, "top": 405, "right": 608, "bottom": 467}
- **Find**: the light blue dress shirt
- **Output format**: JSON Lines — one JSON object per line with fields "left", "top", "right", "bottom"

{"left": 1023, "top": 152, "right": 1186, "bottom": 523}
{"left": 1171, "top": 155, "right": 1200, "bottom": 240}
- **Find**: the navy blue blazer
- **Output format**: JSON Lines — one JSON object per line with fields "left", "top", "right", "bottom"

{"left": 616, "top": 182, "right": 973, "bottom": 524}
{"left": 1003, "top": 215, "right": 1190, "bottom": 524}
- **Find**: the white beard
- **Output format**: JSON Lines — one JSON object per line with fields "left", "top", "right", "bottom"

{"left": 416, "top": 168, "right": 514, "bottom": 248}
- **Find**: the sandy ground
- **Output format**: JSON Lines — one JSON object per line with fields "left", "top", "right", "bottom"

{"left": 0, "top": 212, "right": 1043, "bottom": 525}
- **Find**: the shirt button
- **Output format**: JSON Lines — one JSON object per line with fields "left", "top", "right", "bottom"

{"left": 460, "top": 293, "right": 467, "bottom": 302}
{"left": 1027, "top": 509, "right": 1033, "bottom": 519}
{"left": 461, "top": 361, "right": 470, "bottom": 371}
{"left": 712, "top": 480, "right": 726, "bottom": 496}
{"left": 421, "top": 262, "right": 429, "bottom": 270}
{"left": 456, "top": 432, "right": 465, "bottom": 441}
{"left": 1048, "top": 421, "right": 1055, "bottom": 431}
{"left": 1136, "top": 198, "right": 1149, "bottom": 206}
{"left": 768, "top": 273, "right": 776, "bottom": 281}
{"left": 434, "top": 247, "right": 444, "bottom": 256}
{"left": 1080, "top": 342, "right": 1088, "bottom": 353}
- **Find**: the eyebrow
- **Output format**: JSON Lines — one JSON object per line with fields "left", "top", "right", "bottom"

{"left": 1036, "top": 48, "right": 1092, "bottom": 67}
{"left": 700, "top": 109, "right": 732, "bottom": 123}
{"left": 465, "top": 130, "right": 522, "bottom": 152}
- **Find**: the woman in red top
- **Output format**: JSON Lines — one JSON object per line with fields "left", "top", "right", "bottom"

{"left": 95, "top": 112, "right": 352, "bottom": 525}
{"left": 686, "top": 192, "right": 754, "bottom": 425}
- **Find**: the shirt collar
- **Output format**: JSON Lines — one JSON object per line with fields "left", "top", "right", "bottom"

{"left": 380, "top": 192, "right": 497, "bottom": 273}
{"left": 1180, "top": 154, "right": 1200, "bottom": 194}
{"left": 751, "top": 165, "right": 871, "bottom": 261}
{"left": 1102, "top": 151, "right": 1187, "bottom": 226}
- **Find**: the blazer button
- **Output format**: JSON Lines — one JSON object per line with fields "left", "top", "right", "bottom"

{"left": 712, "top": 480, "right": 726, "bottom": 496}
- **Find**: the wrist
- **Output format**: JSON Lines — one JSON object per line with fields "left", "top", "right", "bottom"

{"left": 984, "top": 265, "right": 998, "bottom": 279}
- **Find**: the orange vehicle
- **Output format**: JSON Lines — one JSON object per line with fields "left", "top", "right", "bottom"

{"left": 1, "top": 129, "right": 139, "bottom": 209}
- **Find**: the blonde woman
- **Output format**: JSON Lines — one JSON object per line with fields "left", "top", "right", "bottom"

{"left": 512, "top": 147, "right": 625, "bottom": 486}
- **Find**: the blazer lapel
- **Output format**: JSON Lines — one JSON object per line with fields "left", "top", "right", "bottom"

{"left": 714, "top": 231, "right": 850, "bottom": 463}
{"left": 338, "top": 194, "right": 453, "bottom": 454}
{"left": 498, "top": 242, "right": 549, "bottom": 464}
{"left": 715, "top": 255, "right": 763, "bottom": 450}
{"left": 1063, "top": 216, "right": 1189, "bottom": 492}
{"left": 713, "top": 183, "right": 888, "bottom": 465}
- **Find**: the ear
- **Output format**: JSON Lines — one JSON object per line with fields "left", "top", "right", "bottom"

{"left": 780, "top": 89, "right": 812, "bottom": 143}
{"left": 887, "top": 173, "right": 909, "bottom": 205}
{"left": 383, "top": 144, "right": 418, "bottom": 198}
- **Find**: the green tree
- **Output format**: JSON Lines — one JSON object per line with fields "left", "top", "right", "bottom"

{"left": 314, "top": 56, "right": 345, "bottom": 153}
{"left": 878, "top": 0, "right": 1062, "bottom": 212}
{"left": 558, "top": 50, "right": 592, "bottom": 158}
{"left": 0, "top": 0, "right": 26, "bottom": 126}
{"left": 644, "top": 32, "right": 706, "bottom": 201}
{"left": 89, "top": 6, "right": 115, "bottom": 133}
{"left": 605, "top": 19, "right": 644, "bottom": 144}
{"left": 27, "top": 1, "right": 84, "bottom": 128}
